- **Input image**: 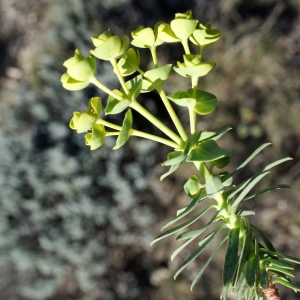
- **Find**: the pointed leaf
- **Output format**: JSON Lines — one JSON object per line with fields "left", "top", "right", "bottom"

{"left": 174, "top": 223, "right": 225, "bottom": 280}
{"left": 160, "top": 163, "right": 181, "bottom": 180}
{"left": 223, "top": 227, "right": 240, "bottom": 285}
{"left": 187, "top": 140, "right": 230, "bottom": 162}
{"left": 222, "top": 143, "right": 271, "bottom": 182}
{"left": 267, "top": 265, "right": 295, "bottom": 277}
{"left": 151, "top": 205, "right": 214, "bottom": 246}
{"left": 162, "top": 150, "right": 186, "bottom": 166}
{"left": 113, "top": 109, "right": 133, "bottom": 150}
{"left": 161, "top": 193, "right": 203, "bottom": 229}
{"left": 90, "top": 97, "right": 102, "bottom": 118}
{"left": 191, "top": 236, "right": 228, "bottom": 290}
{"left": 229, "top": 172, "right": 270, "bottom": 213}
{"left": 242, "top": 184, "right": 290, "bottom": 202}
{"left": 176, "top": 212, "right": 218, "bottom": 241}
{"left": 105, "top": 91, "right": 130, "bottom": 115}
{"left": 262, "top": 258, "right": 294, "bottom": 270}
{"left": 259, "top": 248, "right": 300, "bottom": 264}
{"left": 273, "top": 278, "right": 300, "bottom": 292}
{"left": 251, "top": 225, "right": 276, "bottom": 252}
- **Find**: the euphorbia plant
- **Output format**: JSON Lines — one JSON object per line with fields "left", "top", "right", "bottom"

{"left": 61, "top": 10, "right": 300, "bottom": 300}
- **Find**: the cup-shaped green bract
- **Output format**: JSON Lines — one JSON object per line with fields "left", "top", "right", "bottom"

{"left": 85, "top": 124, "right": 106, "bottom": 150}
{"left": 117, "top": 48, "right": 140, "bottom": 76}
{"left": 91, "top": 34, "right": 129, "bottom": 61}
{"left": 156, "top": 22, "right": 180, "bottom": 44}
{"left": 142, "top": 64, "right": 172, "bottom": 92}
{"left": 170, "top": 10, "right": 198, "bottom": 40}
{"left": 190, "top": 23, "right": 221, "bottom": 49}
{"left": 69, "top": 111, "right": 97, "bottom": 133}
{"left": 174, "top": 54, "right": 215, "bottom": 78}
{"left": 69, "top": 97, "right": 102, "bottom": 133}
{"left": 91, "top": 29, "right": 112, "bottom": 47}
{"left": 61, "top": 73, "right": 90, "bottom": 91}
{"left": 131, "top": 25, "right": 162, "bottom": 48}
{"left": 61, "top": 49, "right": 96, "bottom": 90}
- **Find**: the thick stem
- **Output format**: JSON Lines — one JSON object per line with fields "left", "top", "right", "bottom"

{"left": 130, "top": 101, "right": 182, "bottom": 145}
{"left": 156, "top": 86, "right": 188, "bottom": 141}
{"left": 263, "top": 284, "right": 281, "bottom": 300}
{"left": 182, "top": 39, "right": 191, "bottom": 54}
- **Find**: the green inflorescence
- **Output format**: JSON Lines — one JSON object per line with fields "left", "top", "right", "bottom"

{"left": 61, "top": 10, "right": 300, "bottom": 300}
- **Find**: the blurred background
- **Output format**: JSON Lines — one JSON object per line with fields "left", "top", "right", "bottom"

{"left": 0, "top": 0, "right": 300, "bottom": 299}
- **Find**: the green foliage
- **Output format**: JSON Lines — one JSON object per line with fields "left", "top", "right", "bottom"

{"left": 61, "top": 8, "right": 299, "bottom": 300}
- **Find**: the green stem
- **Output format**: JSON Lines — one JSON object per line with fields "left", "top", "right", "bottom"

{"left": 150, "top": 46, "right": 159, "bottom": 68}
{"left": 95, "top": 119, "right": 178, "bottom": 148}
{"left": 156, "top": 86, "right": 188, "bottom": 141}
{"left": 189, "top": 76, "right": 199, "bottom": 146}
{"left": 136, "top": 67, "right": 145, "bottom": 76}
{"left": 131, "top": 131, "right": 178, "bottom": 148}
{"left": 106, "top": 132, "right": 119, "bottom": 136}
{"left": 193, "top": 161, "right": 210, "bottom": 181}
{"left": 182, "top": 39, "right": 191, "bottom": 54}
{"left": 130, "top": 101, "right": 182, "bottom": 145}
{"left": 90, "top": 77, "right": 123, "bottom": 101}
{"left": 110, "top": 58, "right": 130, "bottom": 95}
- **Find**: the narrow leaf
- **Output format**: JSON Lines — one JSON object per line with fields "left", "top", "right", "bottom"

{"left": 176, "top": 212, "right": 218, "bottom": 241}
{"left": 267, "top": 265, "right": 295, "bottom": 277}
{"left": 230, "top": 172, "right": 270, "bottom": 213}
{"left": 273, "top": 278, "right": 300, "bottom": 292}
{"left": 222, "top": 143, "right": 271, "bottom": 182}
{"left": 223, "top": 227, "right": 240, "bottom": 285}
{"left": 234, "top": 217, "right": 252, "bottom": 286}
{"left": 160, "top": 163, "right": 181, "bottom": 180}
{"left": 191, "top": 236, "right": 228, "bottom": 290}
{"left": 259, "top": 248, "right": 300, "bottom": 264}
{"left": 150, "top": 205, "right": 214, "bottom": 246}
{"left": 161, "top": 193, "right": 203, "bottom": 230}
{"left": 242, "top": 184, "right": 290, "bottom": 202}
{"left": 174, "top": 224, "right": 225, "bottom": 279}
{"left": 262, "top": 258, "right": 294, "bottom": 270}
{"left": 252, "top": 225, "right": 276, "bottom": 252}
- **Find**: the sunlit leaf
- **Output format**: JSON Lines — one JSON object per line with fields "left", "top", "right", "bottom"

{"left": 113, "top": 109, "right": 133, "bottom": 150}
